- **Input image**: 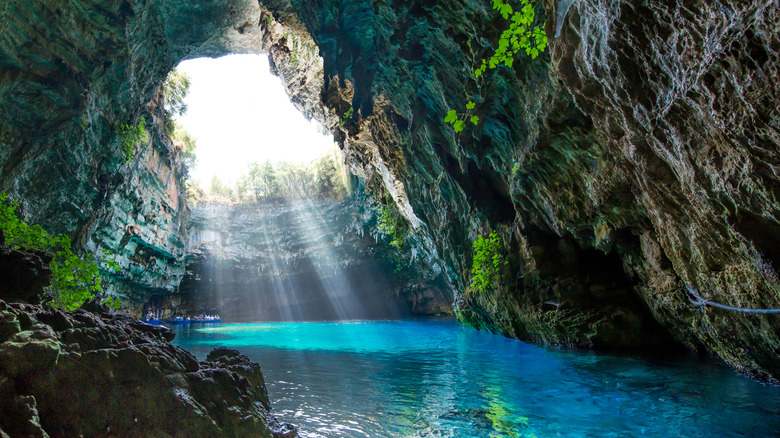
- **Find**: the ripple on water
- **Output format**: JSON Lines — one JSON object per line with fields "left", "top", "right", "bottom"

{"left": 172, "top": 319, "right": 780, "bottom": 437}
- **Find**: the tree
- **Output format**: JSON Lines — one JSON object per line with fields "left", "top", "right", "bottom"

{"left": 170, "top": 123, "right": 197, "bottom": 178}
{"left": 209, "top": 176, "right": 234, "bottom": 200}
{"left": 315, "top": 156, "right": 346, "bottom": 199}
{"left": 162, "top": 68, "right": 191, "bottom": 118}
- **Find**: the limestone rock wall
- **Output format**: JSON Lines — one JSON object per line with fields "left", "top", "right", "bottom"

{"left": 0, "top": 0, "right": 265, "bottom": 309}
{"left": 261, "top": 0, "right": 780, "bottom": 382}
{"left": 162, "top": 196, "right": 452, "bottom": 321}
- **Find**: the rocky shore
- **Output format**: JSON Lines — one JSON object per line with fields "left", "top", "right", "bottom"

{"left": 0, "top": 241, "right": 295, "bottom": 437}
{"left": 0, "top": 298, "right": 296, "bottom": 438}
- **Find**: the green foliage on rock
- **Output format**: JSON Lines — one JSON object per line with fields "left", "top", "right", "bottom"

{"left": 444, "top": 0, "right": 548, "bottom": 133}
{"left": 470, "top": 230, "right": 507, "bottom": 294}
{"left": 378, "top": 199, "right": 406, "bottom": 251}
{"left": 116, "top": 118, "right": 147, "bottom": 163}
{"left": 340, "top": 106, "right": 354, "bottom": 127}
{"left": 0, "top": 193, "right": 110, "bottom": 310}
{"left": 377, "top": 196, "right": 408, "bottom": 272}
{"left": 287, "top": 33, "right": 318, "bottom": 67}
{"left": 162, "top": 68, "right": 191, "bottom": 118}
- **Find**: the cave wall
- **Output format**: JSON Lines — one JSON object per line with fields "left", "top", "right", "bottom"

{"left": 0, "top": 0, "right": 265, "bottom": 307}
{"left": 0, "top": 0, "right": 778, "bottom": 382}
{"left": 161, "top": 196, "right": 452, "bottom": 321}
{"left": 260, "top": 0, "right": 780, "bottom": 382}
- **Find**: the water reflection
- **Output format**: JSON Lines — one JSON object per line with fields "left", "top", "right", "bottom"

{"left": 173, "top": 319, "right": 780, "bottom": 437}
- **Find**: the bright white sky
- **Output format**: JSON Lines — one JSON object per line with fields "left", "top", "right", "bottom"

{"left": 174, "top": 54, "right": 335, "bottom": 185}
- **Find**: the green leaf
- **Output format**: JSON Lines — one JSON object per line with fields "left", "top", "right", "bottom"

{"left": 466, "top": 101, "right": 476, "bottom": 110}
{"left": 470, "top": 115, "right": 480, "bottom": 125}
{"left": 453, "top": 120, "right": 466, "bottom": 132}
{"left": 500, "top": 3, "right": 513, "bottom": 19}
{"left": 444, "top": 110, "right": 458, "bottom": 124}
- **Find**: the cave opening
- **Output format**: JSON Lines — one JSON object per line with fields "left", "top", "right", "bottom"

{"left": 153, "top": 53, "right": 428, "bottom": 324}
{"left": 170, "top": 54, "right": 336, "bottom": 188}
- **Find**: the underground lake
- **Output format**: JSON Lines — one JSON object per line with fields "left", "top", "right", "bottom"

{"left": 171, "top": 319, "right": 780, "bottom": 437}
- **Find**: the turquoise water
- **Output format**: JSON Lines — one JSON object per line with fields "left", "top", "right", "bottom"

{"left": 171, "top": 319, "right": 780, "bottom": 437}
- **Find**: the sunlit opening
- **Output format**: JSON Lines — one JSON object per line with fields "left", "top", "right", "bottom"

{"left": 161, "top": 53, "right": 393, "bottom": 323}
{"left": 173, "top": 54, "right": 335, "bottom": 187}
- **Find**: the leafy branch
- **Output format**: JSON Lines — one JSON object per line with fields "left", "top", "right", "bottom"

{"left": 444, "top": 0, "right": 548, "bottom": 133}
{"left": 470, "top": 230, "right": 507, "bottom": 294}
{"left": 444, "top": 101, "right": 480, "bottom": 133}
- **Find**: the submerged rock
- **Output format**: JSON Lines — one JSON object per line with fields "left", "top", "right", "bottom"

{"left": 0, "top": 300, "right": 296, "bottom": 437}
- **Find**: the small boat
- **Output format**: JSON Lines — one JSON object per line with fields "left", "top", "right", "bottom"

{"left": 165, "top": 317, "right": 191, "bottom": 325}
{"left": 143, "top": 319, "right": 163, "bottom": 326}
{"left": 191, "top": 318, "right": 221, "bottom": 324}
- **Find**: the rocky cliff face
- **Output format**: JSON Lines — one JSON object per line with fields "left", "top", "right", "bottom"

{"left": 153, "top": 196, "right": 452, "bottom": 321}
{"left": 260, "top": 0, "right": 780, "bottom": 382}
{"left": 1, "top": 0, "right": 778, "bottom": 382}
{"left": 0, "top": 0, "right": 267, "bottom": 309}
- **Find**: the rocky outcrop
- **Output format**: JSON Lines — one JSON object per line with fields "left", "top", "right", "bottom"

{"left": 1, "top": 0, "right": 778, "bottom": 383}
{"left": 0, "top": 231, "right": 52, "bottom": 305}
{"left": 156, "top": 196, "right": 451, "bottom": 321}
{"left": 260, "top": 0, "right": 780, "bottom": 382}
{"left": 0, "top": 300, "right": 296, "bottom": 437}
{"left": 0, "top": 0, "right": 268, "bottom": 310}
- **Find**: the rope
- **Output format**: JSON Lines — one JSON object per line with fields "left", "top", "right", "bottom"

{"left": 685, "top": 286, "right": 780, "bottom": 314}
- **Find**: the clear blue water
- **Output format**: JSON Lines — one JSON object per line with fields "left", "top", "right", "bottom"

{"left": 171, "top": 319, "right": 780, "bottom": 437}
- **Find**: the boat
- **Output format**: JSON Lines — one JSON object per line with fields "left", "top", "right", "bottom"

{"left": 191, "top": 318, "right": 221, "bottom": 324}
{"left": 165, "top": 317, "right": 191, "bottom": 325}
{"left": 143, "top": 319, "right": 163, "bottom": 326}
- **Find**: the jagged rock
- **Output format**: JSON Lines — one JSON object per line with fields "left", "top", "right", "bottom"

{"left": 0, "top": 232, "right": 53, "bottom": 305}
{"left": 0, "top": 300, "right": 296, "bottom": 437}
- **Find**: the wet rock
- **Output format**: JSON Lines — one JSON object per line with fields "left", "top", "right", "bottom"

{"left": 0, "top": 300, "right": 296, "bottom": 437}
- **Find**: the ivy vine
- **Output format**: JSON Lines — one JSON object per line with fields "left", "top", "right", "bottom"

{"left": 470, "top": 230, "right": 507, "bottom": 294}
{"left": 445, "top": 0, "right": 548, "bottom": 133}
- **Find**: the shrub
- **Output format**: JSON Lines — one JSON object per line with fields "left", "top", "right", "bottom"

{"left": 0, "top": 194, "right": 109, "bottom": 310}
{"left": 117, "top": 118, "right": 147, "bottom": 162}
{"left": 470, "top": 230, "right": 507, "bottom": 294}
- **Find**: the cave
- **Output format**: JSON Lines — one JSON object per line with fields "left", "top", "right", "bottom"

{"left": 1, "top": 0, "right": 780, "bottom": 436}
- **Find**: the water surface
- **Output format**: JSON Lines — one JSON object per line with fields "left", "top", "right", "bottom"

{"left": 171, "top": 319, "right": 780, "bottom": 437}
